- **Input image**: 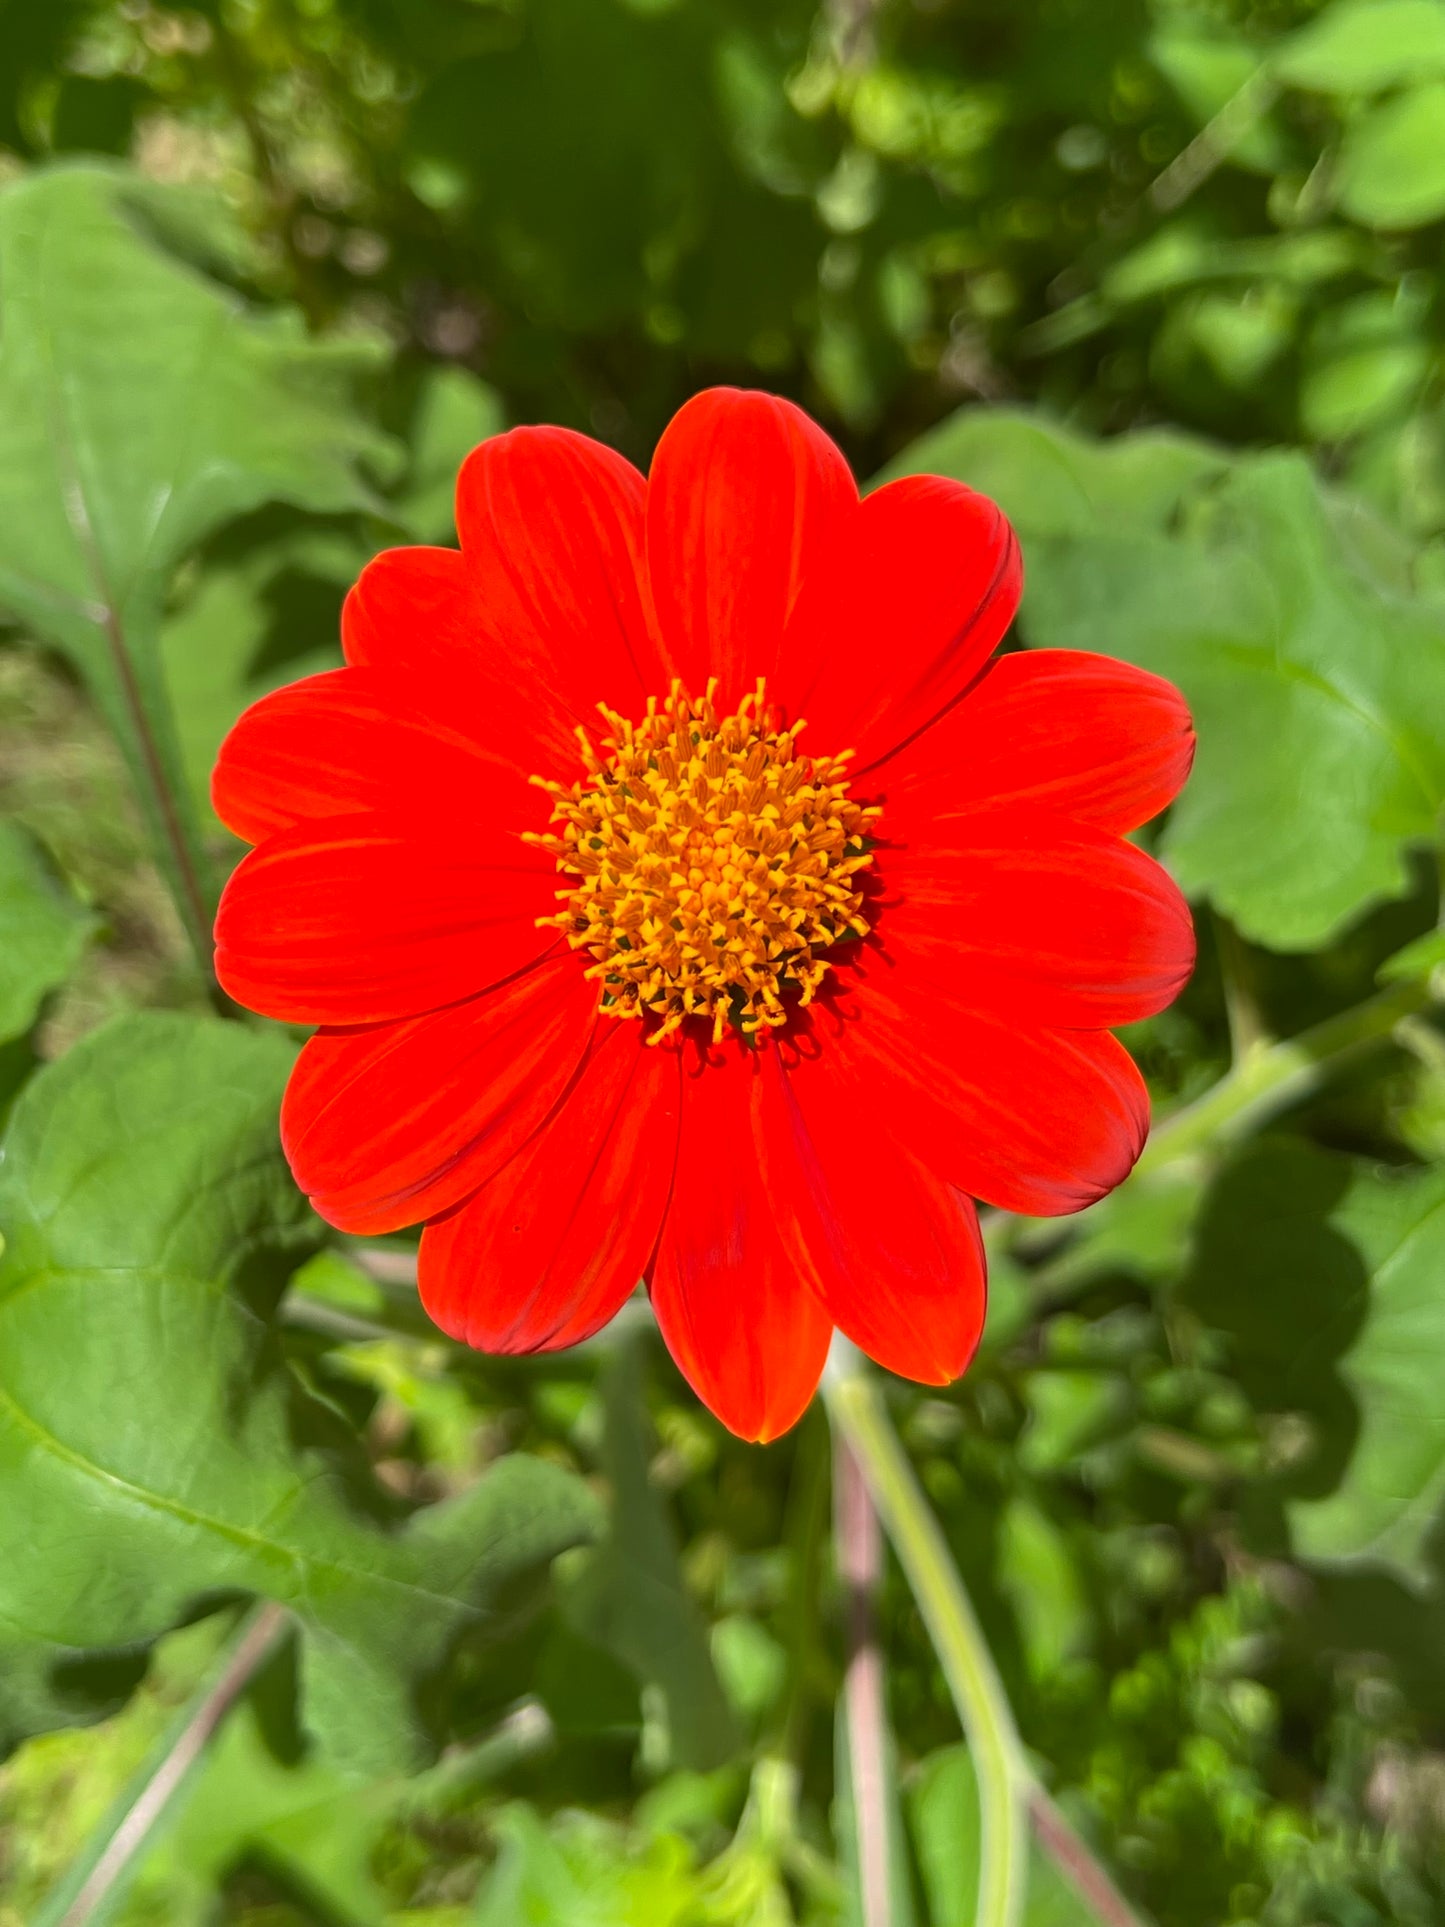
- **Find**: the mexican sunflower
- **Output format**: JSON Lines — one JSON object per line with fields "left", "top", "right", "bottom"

{"left": 213, "top": 388, "right": 1195, "bottom": 1442}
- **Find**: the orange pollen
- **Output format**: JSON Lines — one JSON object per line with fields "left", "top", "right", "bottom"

{"left": 524, "top": 677, "right": 880, "bottom": 1045}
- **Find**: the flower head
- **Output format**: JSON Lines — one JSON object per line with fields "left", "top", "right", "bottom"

{"left": 214, "top": 387, "right": 1195, "bottom": 1441}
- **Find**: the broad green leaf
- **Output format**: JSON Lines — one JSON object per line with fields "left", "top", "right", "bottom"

{"left": 0, "top": 1013, "right": 599, "bottom": 1767}
{"left": 0, "top": 820, "right": 95, "bottom": 1043}
{"left": 472, "top": 1803, "right": 700, "bottom": 1927}
{"left": 1184, "top": 1140, "right": 1445, "bottom": 1585}
{"left": 1272, "top": 0, "right": 1445, "bottom": 95}
{"left": 892, "top": 409, "right": 1445, "bottom": 949}
{"left": 1335, "top": 83, "right": 1445, "bottom": 229}
{"left": 1038, "top": 456, "right": 1445, "bottom": 949}
{"left": 161, "top": 367, "right": 501, "bottom": 820}
{"left": 0, "top": 164, "right": 397, "bottom": 958}
{"left": 880, "top": 405, "right": 1226, "bottom": 536}
{"left": 560, "top": 1340, "right": 738, "bottom": 1770}
{"left": 909, "top": 1747, "right": 1116, "bottom": 1925}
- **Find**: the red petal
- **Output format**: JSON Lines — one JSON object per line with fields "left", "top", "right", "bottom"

{"left": 282, "top": 953, "right": 596, "bottom": 1234}
{"left": 341, "top": 543, "right": 581, "bottom": 779}
{"left": 212, "top": 665, "right": 534, "bottom": 846}
{"left": 455, "top": 425, "right": 667, "bottom": 723}
{"left": 417, "top": 1022, "right": 680, "bottom": 1351}
{"left": 646, "top": 388, "right": 856, "bottom": 703}
{"left": 779, "top": 475, "right": 1020, "bottom": 770}
{"left": 878, "top": 649, "right": 1195, "bottom": 836}
{"left": 769, "top": 1041, "right": 986, "bottom": 1384}
{"left": 876, "top": 811, "right": 1195, "bottom": 1029}
{"left": 824, "top": 948, "right": 1150, "bottom": 1216}
{"left": 214, "top": 811, "right": 557, "bottom": 1025}
{"left": 341, "top": 544, "right": 477, "bottom": 672}
{"left": 649, "top": 1042, "right": 832, "bottom": 1441}
{"left": 341, "top": 426, "right": 662, "bottom": 781}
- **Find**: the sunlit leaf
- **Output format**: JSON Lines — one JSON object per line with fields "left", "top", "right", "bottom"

{"left": 0, "top": 1013, "right": 598, "bottom": 1767}
{"left": 890, "top": 410, "right": 1445, "bottom": 949}
{"left": 472, "top": 1803, "right": 700, "bottom": 1927}
{"left": 0, "top": 164, "right": 397, "bottom": 956}
{"left": 1272, "top": 0, "right": 1445, "bottom": 95}
{"left": 1334, "top": 82, "right": 1445, "bottom": 229}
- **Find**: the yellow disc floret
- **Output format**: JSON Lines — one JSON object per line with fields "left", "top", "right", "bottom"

{"left": 527, "top": 679, "right": 879, "bottom": 1044}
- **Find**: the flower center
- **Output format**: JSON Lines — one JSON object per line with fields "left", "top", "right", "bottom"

{"left": 529, "top": 679, "right": 879, "bottom": 1044}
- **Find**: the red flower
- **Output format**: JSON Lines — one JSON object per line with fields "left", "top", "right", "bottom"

{"left": 214, "top": 388, "right": 1195, "bottom": 1442}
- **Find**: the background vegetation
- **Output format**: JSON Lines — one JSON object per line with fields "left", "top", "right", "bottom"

{"left": 4, "top": 0, "right": 1445, "bottom": 1922}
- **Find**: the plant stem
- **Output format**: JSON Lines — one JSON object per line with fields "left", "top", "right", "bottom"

{"left": 1138, "top": 978, "right": 1426, "bottom": 1174}
{"left": 1148, "top": 66, "right": 1280, "bottom": 212}
{"left": 38, "top": 1602, "right": 290, "bottom": 1927}
{"left": 1213, "top": 911, "right": 1269, "bottom": 1062}
{"left": 824, "top": 1340, "right": 1028, "bottom": 1927}
{"left": 824, "top": 1347, "right": 1150, "bottom": 1927}
{"left": 834, "top": 1425, "right": 892, "bottom": 1927}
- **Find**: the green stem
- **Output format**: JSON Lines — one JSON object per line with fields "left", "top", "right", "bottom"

{"left": 824, "top": 1342, "right": 1028, "bottom": 1927}
{"left": 1148, "top": 65, "right": 1280, "bottom": 213}
{"left": 1138, "top": 977, "right": 1427, "bottom": 1176}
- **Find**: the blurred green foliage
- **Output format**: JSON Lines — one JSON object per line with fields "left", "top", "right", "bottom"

{"left": 4, "top": 2, "right": 1445, "bottom": 1925}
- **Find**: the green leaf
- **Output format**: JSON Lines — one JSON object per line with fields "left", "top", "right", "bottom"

{"left": 0, "top": 163, "right": 397, "bottom": 959}
{"left": 560, "top": 1340, "right": 738, "bottom": 1771}
{"left": 0, "top": 1013, "right": 599, "bottom": 1767}
{"left": 1273, "top": 0, "right": 1445, "bottom": 95}
{"left": 892, "top": 409, "right": 1445, "bottom": 950}
{"left": 1335, "top": 82, "right": 1445, "bottom": 229}
{"left": 471, "top": 1803, "right": 700, "bottom": 1927}
{"left": 0, "top": 820, "right": 95, "bottom": 1044}
{"left": 880, "top": 405, "right": 1226, "bottom": 537}
{"left": 1183, "top": 1140, "right": 1445, "bottom": 1586}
